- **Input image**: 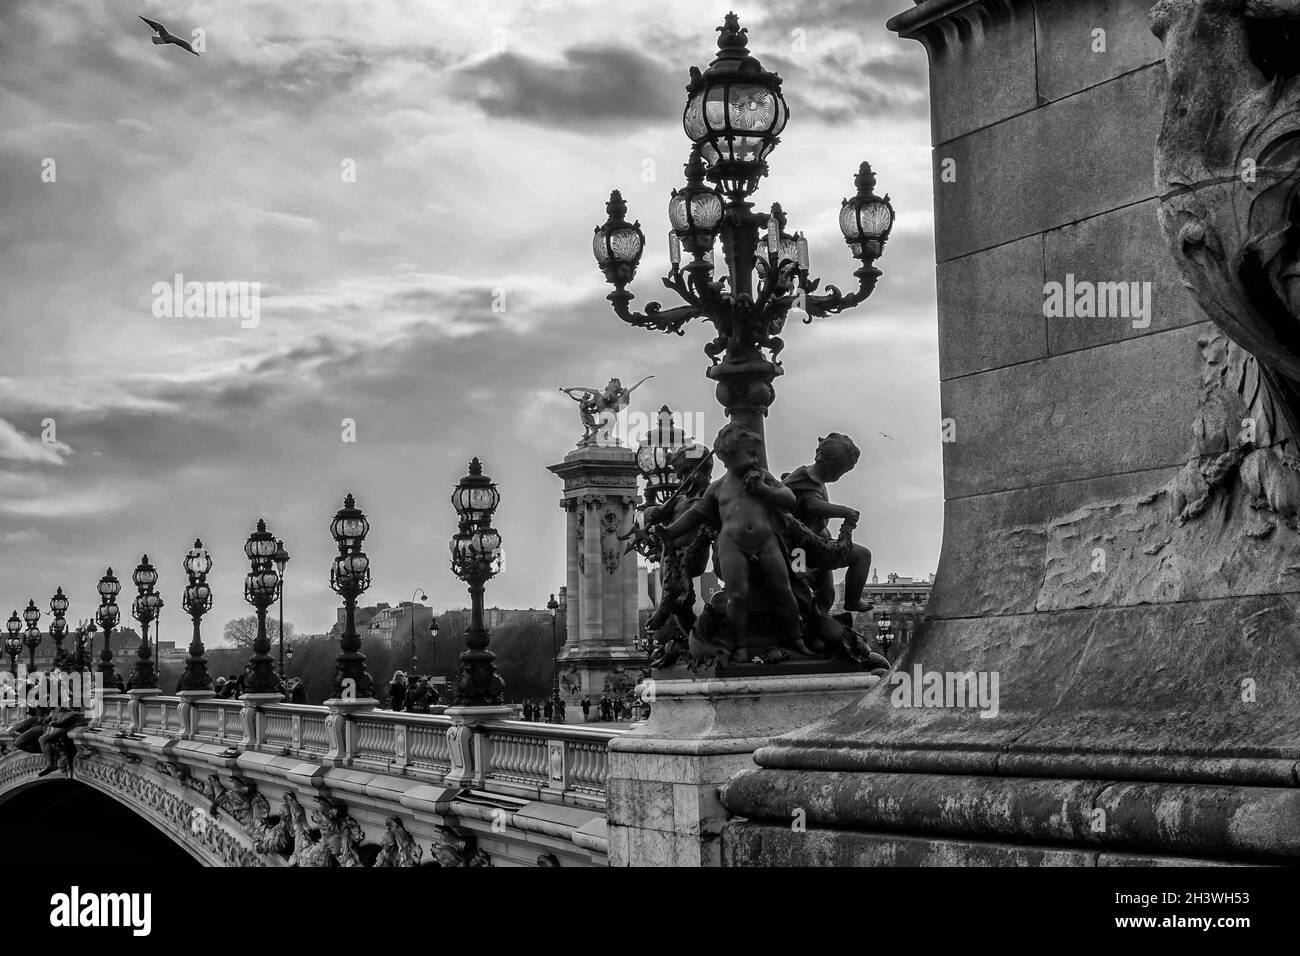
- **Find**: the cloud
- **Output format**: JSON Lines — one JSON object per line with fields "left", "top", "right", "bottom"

{"left": 454, "top": 46, "right": 680, "bottom": 128}
{"left": 0, "top": 418, "right": 71, "bottom": 464}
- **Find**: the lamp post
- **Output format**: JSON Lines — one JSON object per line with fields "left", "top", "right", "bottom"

{"left": 273, "top": 539, "right": 290, "bottom": 680}
{"left": 409, "top": 588, "right": 427, "bottom": 674}
{"left": 593, "top": 13, "right": 893, "bottom": 469}
{"left": 876, "top": 611, "right": 895, "bottom": 657}
{"left": 243, "top": 519, "right": 282, "bottom": 695}
{"left": 427, "top": 615, "right": 440, "bottom": 679}
{"left": 178, "top": 539, "right": 214, "bottom": 691}
{"left": 5, "top": 612, "right": 21, "bottom": 677}
{"left": 128, "top": 555, "right": 162, "bottom": 690}
{"left": 448, "top": 458, "right": 504, "bottom": 707}
{"left": 49, "top": 587, "right": 69, "bottom": 672}
{"left": 74, "top": 619, "right": 97, "bottom": 674}
{"left": 547, "top": 593, "right": 561, "bottom": 707}
{"left": 22, "top": 599, "right": 41, "bottom": 674}
{"left": 328, "top": 494, "right": 373, "bottom": 701}
{"left": 96, "top": 567, "right": 121, "bottom": 688}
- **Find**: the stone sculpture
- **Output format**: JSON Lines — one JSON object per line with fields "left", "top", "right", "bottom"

{"left": 1154, "top": 0, "right": 1300, "bottom": 522}
{"left": 559, "top": 376, "right": 653, "bottom": 446}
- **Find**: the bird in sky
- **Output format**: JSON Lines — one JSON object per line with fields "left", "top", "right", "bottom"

{"left": 138, "top": 15, "right": 200, "bottom": 56}
{"left": 877, "top": 430, "right": 895, "bottom": 441}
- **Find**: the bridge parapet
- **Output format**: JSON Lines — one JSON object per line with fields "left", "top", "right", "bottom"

{"left": 0, "top": 693, "right": 622, "bottom": 867}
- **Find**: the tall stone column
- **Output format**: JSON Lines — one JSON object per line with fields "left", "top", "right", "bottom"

{"left": 548, "top": 445, "right": 645, "bottom": 701}
{"left": 720, "top": 0, "right": 1300, "bottom": 867}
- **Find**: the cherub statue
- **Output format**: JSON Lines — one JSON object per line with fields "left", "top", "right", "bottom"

{"left": 783, "top": 433, "right": 873, "bottom": 617}
{"left": 642, "top": 444, "right": 715, "bottom": 665}
{"left": 664, "top": 423, "right": 801, "bottom": 657}
{"left": 559, "top": 375, "right": 654, "bottom": 446}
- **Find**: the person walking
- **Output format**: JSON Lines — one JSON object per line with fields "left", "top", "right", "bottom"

{"left": 543, "top": 698, "right": 554, "bottom": 723}
{"left": 388, "top": 671, "right": 407, "bottom": 712}
{"left": 557, "top": 698, "right": 567, "bottom": 725}
{"left": 581, "top": 695, "right": 591, "bottom": 722}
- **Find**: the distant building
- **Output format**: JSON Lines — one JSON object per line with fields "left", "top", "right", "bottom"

{"left": 364, "top": 601, "right": 434, "bottom": 648}
{"left": 15, "top": 628, "right": 146, "bottom": 670}
{"left": 834, "top": 570, "right": 935, "bottom": 655}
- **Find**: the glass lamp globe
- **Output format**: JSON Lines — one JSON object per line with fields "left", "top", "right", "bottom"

{"left": 184, "top": 539, "right": 213, "bottom": 577}
{"left": 97, "top": 569, "right": 121, "bottom": 599}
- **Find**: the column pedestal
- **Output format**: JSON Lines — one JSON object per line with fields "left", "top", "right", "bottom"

{"left": 126, "top": 687, "right": 161, "bottom": 734}
{"left": 320, "top": 696, "right": 377, "bottom": 765}
{"left": 177, "top": 689, "right": 215, "bottom": 740}
{"left": 548, "top": 444, "right": 646, "bottom": 705}
{"left": 443, "top": 704, "right": 513, "bottom": 788}
{"left": 606, "top": 672, "right": 879, "bottom": 867}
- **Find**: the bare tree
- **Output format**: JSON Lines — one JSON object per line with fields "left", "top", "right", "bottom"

{"left": 222, "top": 614, "right": 295, "bottom": 649}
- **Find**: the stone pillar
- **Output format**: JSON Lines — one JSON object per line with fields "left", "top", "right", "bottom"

{"left": 720, "top": 0, "right": 1300, "bottom": 866}
{"left": 548, "top": 445, "right": 646, "bottom": 701}
{"left": 607, "top": 673, "right": 880, "bottom": 866}
{"left": 564, "top": 511, "right": 580, "bottom": 650}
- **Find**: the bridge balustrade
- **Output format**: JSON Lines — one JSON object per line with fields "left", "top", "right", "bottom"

{"left": 9, "top": 694, "right": 621, "bottom": 807}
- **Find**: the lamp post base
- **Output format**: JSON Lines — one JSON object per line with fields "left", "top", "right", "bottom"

{"left": 606, "top": 671, "right": 880, "bottom": 867}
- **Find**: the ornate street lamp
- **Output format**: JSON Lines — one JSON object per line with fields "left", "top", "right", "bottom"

{"left": 5, "top": 612, "right": 21, "bottom": 677}
{"left": 408, "top": 588, "right": 427, "bottom": 674}
{"left": 876, "top": 611, "right": 895, "bottom": 656}
{"left": 127, "top": 555, "right": 162, "bottom": 690}
{"left": 22, "top": 599, "right": 41, "bottom": 674}
{"left": 594, "top": 13, "right": 893, "bottom": 468}
{"left": 178, "top": 538, "right": 214, "bottom": 692}
{"left": 48, "top": 587, "right": 70, "bottom": 672}
{"left": 329, "top": 494, "right": 373, "bottom": 700}
{"left": 427, "top": 615, "right": 440, "bottom": 676}
{"left": 547, "top": 592, "right": 561, "bottom": 706}
{"left": 95, "top": 566, "right": 121, "bottom": 688}
{"left": 273, "top": 539, "right": 290, "bottom": 679}
{"left": 243, "top": 519, "right": 282, "bottom": 696}
{"left": 449, "top": 459, "right": 504, "bottom": 706}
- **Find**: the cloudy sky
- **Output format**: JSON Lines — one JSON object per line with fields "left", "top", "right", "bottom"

{"left": 0, "top": 0, "right": 939, "bottom": 641}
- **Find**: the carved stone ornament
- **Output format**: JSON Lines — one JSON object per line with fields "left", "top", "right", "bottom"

{"left": 600, "top": 510, "right": 623, "bottom": 574}
{"left": 1154, "top": 0, "right": 1300, "bottom": 522}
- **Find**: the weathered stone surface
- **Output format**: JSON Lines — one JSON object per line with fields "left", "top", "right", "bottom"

{"left": 941, "top": 322, "right": 1210, "bottom": 497}
{"left": 722, "top": 822, "right": 1248, "bottom": 867}
{"left": 937, "top": 233, "right": 1047, "bottom": 380}
{"left": 1044, "top": 199, "right": 1209, "bottom": 355}
{"left": 722, "top": 822, "right": 1096, "bottom": 867}
{"left": 721, "top": 769, "right": 1300, "bottom": 860}
{"left": 934, "top": 64, "right": 1164, "bottom": 262}
{"left": 920, "top": 0, "right": 1040, "bottom": 145}
{"left": 1034, "top": 0, "right": 1166, "bottom": 104}
{"left": 927, "top": 484, "right": 1055, "bottom": 619}
{"left": 1038, "top": 476, "right": 1300, "bottom": 610}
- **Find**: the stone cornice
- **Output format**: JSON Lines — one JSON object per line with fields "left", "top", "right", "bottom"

{"left": 887, "top": 0, "right": 1027, "bottom": 51}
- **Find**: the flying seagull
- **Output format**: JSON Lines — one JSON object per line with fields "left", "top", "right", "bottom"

{"left": 877, "top": 430, "right": 895, "bottom": 441}
{"left": 138, "top": 15, "right": 200, "bottom": 55}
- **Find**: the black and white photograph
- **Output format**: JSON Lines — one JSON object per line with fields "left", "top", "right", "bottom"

{"left": 0, "top": 0, "right": 1295, "bottom": 934}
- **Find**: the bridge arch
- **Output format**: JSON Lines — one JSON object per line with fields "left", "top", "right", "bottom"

{"left": 0, "top": 751, "right": 265, "bottom": 867}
